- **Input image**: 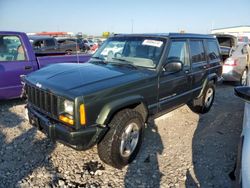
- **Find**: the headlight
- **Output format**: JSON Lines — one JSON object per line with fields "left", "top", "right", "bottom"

{"left": 64, "top": 100, "right": 74, "bottom": 116}
{"left": 59, "top": 99, "right": 74, "bottom": 125}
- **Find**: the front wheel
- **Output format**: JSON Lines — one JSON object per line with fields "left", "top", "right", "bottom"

{"left": 188, "top": 82, "right": 215, "bottom": 114}
{"left": 97, "top": 109, "right": 144, "bottom": 169}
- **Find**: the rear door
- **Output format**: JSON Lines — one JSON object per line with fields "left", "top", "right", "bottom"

{"left": 0, "top": 35, "right": 34, "bottom": 99}
{"left": 206, "top": 39, "right": 222, "bottom": 80}
{"left": 158, "top": 39, "right": 192, "bottom": 111}
{"left": 188, "top": 40, "right": 208, "bottom": 97}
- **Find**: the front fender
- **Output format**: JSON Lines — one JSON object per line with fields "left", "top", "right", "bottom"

{"left": 96, "top": 95, "right": 145, "bottom": 125}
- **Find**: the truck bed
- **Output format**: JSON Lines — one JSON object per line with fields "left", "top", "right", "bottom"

{"left": 36, "top": 54, "right": 91, "bottom": 68}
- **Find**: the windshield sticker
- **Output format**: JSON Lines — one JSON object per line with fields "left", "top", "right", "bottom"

{"left": 142, "top": 40, "right": 163, "bottom": 48}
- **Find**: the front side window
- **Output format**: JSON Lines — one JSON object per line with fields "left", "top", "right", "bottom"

{"left": 207, "top": 40, "right": 220, "bottom": 61}
{"left": 33, "top": 40, "right": 45, "bottom": 49}
{"left": 0, "top": 35, "right": 26, "bottom": 62}
{"left": 167, "top": 40, "right": 189, "bottom": 68}
{"left": 189, "top": 40, "right": 206, "bottom": 63}
{"left": 93, "top": 36, "right": 166, "bottom": 68}
{"left": 45, "top": 39, "right": 55, "bottom": 47}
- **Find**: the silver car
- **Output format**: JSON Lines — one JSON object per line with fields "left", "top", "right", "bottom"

{"left": 216, "top": 34, "right": 250, "bottom": 86}
{"left": 235, "top": 81, "right": 250, "bottom": 187}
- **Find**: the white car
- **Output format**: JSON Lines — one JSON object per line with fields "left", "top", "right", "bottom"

{"left": 100, "top": 42, "right": 124, "bottom": 58}
{"left": 234, "top": 75, "right": 250, "bottom": 187}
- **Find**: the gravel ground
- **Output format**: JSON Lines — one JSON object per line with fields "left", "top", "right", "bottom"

{"left": 0, "top": 84, "right": 244, "bottom": 188}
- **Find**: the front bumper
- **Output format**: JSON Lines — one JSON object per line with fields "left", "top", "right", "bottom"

{"left": 28, "top": 106, "right": 107, "bottom": 150}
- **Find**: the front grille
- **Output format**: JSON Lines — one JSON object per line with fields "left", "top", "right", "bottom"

{"left": 26, "top": 84, "right": 58, "bottom": 118}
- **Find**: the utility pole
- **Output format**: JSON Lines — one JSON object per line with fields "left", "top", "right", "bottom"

{"left": 131, "top": 19, "right": 134, "bottom": 33}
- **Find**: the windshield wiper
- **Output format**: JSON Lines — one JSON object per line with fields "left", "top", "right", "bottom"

{"left": 112, "top": 57, "right": 133, "bottom": 63}
{"left": 111, "top": 58, "right": 138, "bottom": 69}
{"left": 92, "top": 56, "right": 104, "bottom": 60}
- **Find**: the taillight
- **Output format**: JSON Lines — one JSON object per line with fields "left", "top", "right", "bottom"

{"left": 224, "top": 58, "right": 238, "bottom": 66}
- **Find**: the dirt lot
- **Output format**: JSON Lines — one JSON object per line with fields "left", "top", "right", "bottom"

{"left": 0, "top": 84, "right": 244, "bottom": 188}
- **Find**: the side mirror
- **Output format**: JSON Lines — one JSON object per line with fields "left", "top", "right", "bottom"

{"left": 164, "top": 60, "right": 183, "bottom": 73}
{"left": 234, "top": 86, "right": 250, "bottom": 102}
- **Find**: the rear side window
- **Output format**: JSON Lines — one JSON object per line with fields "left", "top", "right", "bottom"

{"left": 189, "top": 40, "right": 206, "bottom": 63}
{"left": 207, "top": 40, "right": 220, "bottom": 61}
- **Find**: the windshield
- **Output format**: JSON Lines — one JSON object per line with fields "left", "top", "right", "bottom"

{"left": 92, "top": 36, "right": 166, "bottom": 68}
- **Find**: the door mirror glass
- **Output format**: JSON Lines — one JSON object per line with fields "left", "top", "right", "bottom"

{"left": 235, "top": 86, "right": 250, "bottom": 102}
{"left": 164, "top": 60, "right": 183, "bottom": 72}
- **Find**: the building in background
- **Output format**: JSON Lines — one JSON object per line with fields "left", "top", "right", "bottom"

{"left": 27, "top": 32, "right": 74, "bottom": 37}
{"left": 211, "top": 25, "right": 250, "bottom": 42}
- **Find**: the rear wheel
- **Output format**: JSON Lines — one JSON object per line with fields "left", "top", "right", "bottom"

{"left": 240, "top": 69, "right": 248, "bottom": 86}
{"left": 188, "top": 82, "right": 215, "bottom": 114}
{"left": 97, "top": 109, "right": 144, "bottom": 169}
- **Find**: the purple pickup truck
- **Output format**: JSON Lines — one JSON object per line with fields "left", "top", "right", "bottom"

{"left": 0, "top": 31, "right": 91, "bottom": 100}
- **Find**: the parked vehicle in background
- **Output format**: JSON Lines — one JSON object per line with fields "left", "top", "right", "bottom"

{"left": 238, "top": 36, "right": 249, "bottom": 44}
{"left": 56, "top": 38, "right": 90, "bottom": 53}
{"left": 23, "top": 33, "right": 222, "bottom": 168}
{"left": 92, "top": 38, "right": 103, "bottom": 46}
{"left": 29, "top": 35, "right": 83, "bottom": 55}
{"left": 216, "top": 34, "right": 250, "bottom": 86}
{"left": 82, "top": 38, "right": 94, "bottom": 48}
{"left": 0, "top": 31, "right": 91, "bottom": 100}
{"left": 82, "top": 38, "right": 100, "bottom": 53}
{"left": 29, "top": 35, "right": 60, "bottom": 54}
{"left": 234, "top": 82, "right": 250, "bottom": 188}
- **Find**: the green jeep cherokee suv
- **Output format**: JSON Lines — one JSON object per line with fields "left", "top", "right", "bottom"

{"left": 23, "top": 33, "right": 222, "bottom": 168}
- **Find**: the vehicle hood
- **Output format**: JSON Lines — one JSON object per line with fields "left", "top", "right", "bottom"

{"left": 24, "top": 62, "right": 150, "bottom": 97}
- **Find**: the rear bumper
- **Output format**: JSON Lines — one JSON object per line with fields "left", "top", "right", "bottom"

{"left": 28, "top": 106, "right": 107, "bottom": 150}
{"left": 222, "top": 66, "right": 241, "bottom": 81}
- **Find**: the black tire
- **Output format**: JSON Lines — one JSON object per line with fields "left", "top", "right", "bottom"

{"left": 97, "top": 109, "right": 144, "bottom": 169}
{"left": 240, "top": 69, "right": 248, "bottom": 86}
{"left": 188, "top": 82, "right": 215, "bottom": 114}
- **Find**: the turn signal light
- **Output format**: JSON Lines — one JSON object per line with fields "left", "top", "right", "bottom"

{"left": 80, "top": 104, "right": 86, "bottom": 125}
{"left": 59, "top": 114, "right": 74, "bottom": 125}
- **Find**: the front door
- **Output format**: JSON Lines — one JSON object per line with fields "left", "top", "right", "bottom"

{"left": 158, "top": 40, "right": 192, "bottom": 112}
{"left": 0, "top": 35, "right": 34, "bottom": 99}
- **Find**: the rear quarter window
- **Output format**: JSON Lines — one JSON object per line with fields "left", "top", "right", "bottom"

{"left": 207, "top": 40, "right": 220, "bottom": 61}
{"left": 189, "top": 40, "right": 206, "bottom": 63}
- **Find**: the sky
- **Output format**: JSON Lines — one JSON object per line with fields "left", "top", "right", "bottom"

{"left": 0, "top": 0, "right": 249, "bottom": 36}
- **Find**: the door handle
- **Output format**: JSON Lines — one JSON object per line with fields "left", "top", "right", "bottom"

{"left": 24, "top": 66, "right": 33, "bottom": 71}
{"left": 185, "top": 70, "right": 189, "bottom": 74}
{"left": 203, "top": 65, "right": 207, "bottom": 69}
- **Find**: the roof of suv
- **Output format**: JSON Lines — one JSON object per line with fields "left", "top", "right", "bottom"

{"left": 113, "top": 33, "right": 216, "bottom": 39}
{"left": 28, "top": 35, "right": 55, "bottom": 40}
